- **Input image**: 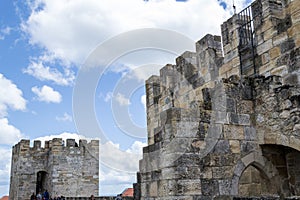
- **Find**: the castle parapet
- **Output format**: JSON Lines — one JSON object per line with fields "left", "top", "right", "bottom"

{"left": 79, "top": 139, "right": 87, "bottom": 147}
{"left": 89, "top": 139, "right": 99, "bottom": 147}
{"left": 137, "top": 0, "right": 300, "bottom": 199}
{"left": 14, "top": 139, "right": 30, "bottom": 155}
{"left": 196, "top": 34, "right": 223, "bottom": 82}
{"left": 220, "top": 14, "right": 243, "bottom": 78}
{"left": 146, "top": 75, "right": 161, "bottom": 107}
{"left": 146, "top": 75, "right": 161, "bottom": 145}
{"left": 66, "top": 138, "right": 77, "bottom": 147}
{"left": 51, "top": 138, "right": 63, "bottom": 153}
{"left": 12, "top": 138, "right": 99, "bottom": 154}
{"left": 160, "top": 64, "right": 177, "bottom": 93}
{"left": 33, "top": 140, "right": 41, "bottom": 149}
{"left": 45, "top": 140, "right": 50, "bottom": 148}
{"left": 175, "top": 51, "right": 200, "bottom": 89}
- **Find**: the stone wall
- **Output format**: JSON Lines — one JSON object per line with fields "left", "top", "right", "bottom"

{"left": 219, "top": 0, "right": 300, "bottom": 78}
{"left": 136, "top": 0, "right": 300, "bottom": 199}
{"left": 9, "top": 138, "right": 99, "bottom": 200}
{"left": 34, "top": 196, "right": 133, "bottom": 200}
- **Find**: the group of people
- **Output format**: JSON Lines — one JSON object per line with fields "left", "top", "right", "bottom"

{"left": 30, "top": 192, "right": 122, "bottom": 200}
{"left": 30, "top": 190, "right": 49, "bottom": 200}
{"left": 115, "top": 194, "right": 123, "bottom": 200}
{"left": 30, "top": 190, "right": 65, "bottom": 200}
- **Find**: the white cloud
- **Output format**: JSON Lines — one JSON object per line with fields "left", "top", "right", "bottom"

{"left": 103, "top": 92, "right": 131, "bottom": 106}
{"left": 56, "top": 112, "right": 72, "bottom": 122}
{"left": 32, "top": 85, "right": 62, "bottom": 103}
{"left": 100, "top": 140, "right": 146, "bottom": 173}
{"left": 0, "top": 74, "right": 26, "bottom": 117}
{"left": 21, "top": 0, "right": 234, "bottom": 69}
{"left": 0, "top": 130, "right": 21, "bottom": 196}
{"left": 126, "top": 140, "right": 147, "bottom": 154}
{"left": 33, "top": 132, "right": 88, "bottom": 146}
{"left": 115, "top": 93, "right": 131, "bottom": 106}
{"left": 20, "top": 0, "right": 255, "bottom": 91}
{"left": 23, "top": 61, "right": 75, "bottom": 86}
{"left": 100, "top": 140, "right": 146, "bottom": 195}
{"left": 130, "top": 64, "right": 162, "bottom": 82}
{"left": 0, "top": 73, "right": 26, "bottom": 193}
{"left": 104, "top": 92, "right": 113, "bottom": 102}
{"left": 0, "top": 26, "right": 12, "bottom": 40}
{"left": 12, "top": 0, "right": 255, "bottom": 196}
{"left": 1, "top": 27, "right": 12, "bottom": 35}
{"left": 113, "top": 62, "right": 162, "bottom": 83}
{"left": 0, "top": 118, "right": 23, "bottom": 145}
{"left": 141, "top": 95, "right": 146, "bottom": 110}
{"left": 100, "top": 165, "right": 136, "bottom": 196}
{"left": 0, "top": 74, "right": 25, "bottom": 197}
{"left": 0, "top": 147, "right": 12, "bottom": 197}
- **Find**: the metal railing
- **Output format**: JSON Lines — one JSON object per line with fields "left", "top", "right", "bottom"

{"left": 237, "top": 4, "right": 259, "bottom": 76}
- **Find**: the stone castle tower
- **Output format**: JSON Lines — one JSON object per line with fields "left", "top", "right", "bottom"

{"left": 9, "top": 138, "right": 99, "bottom": 200}
{"left": 135, "top": 0, "right": 300, "bottom": 199}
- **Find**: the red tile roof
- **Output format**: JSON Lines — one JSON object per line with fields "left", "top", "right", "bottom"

{"left": 122, "top": 188, "right": 133, "bottom": 197}
{"left": 0, "top": 196, "right": 8, "bottom": 200}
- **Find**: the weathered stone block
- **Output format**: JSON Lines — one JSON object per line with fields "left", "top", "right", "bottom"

{"left": 149, "top": 181, "right": 158, "bottom": 197}
{"left": 280, "top": 38, "right": 295, "bottom": 54}
{"left": 212, "top": 111, "right": 228, "bottom": 124}
{"left": 228, "top": 113, "right": 251, "bottom": 125}
{"left": 257, "top": 39, "right": 273, "bottom": 55}
{"left": 213, "top": 140, "right": 231, "bottom": 154}
{"left": 227, "top": 67, "right": 240, "bottom": 78}
{"left": 240, "top": 141, "right": 257, "bottom": 155}
{"left": 177, "top": 180, "right": 201, "bottom": 195}
{"left": 264, "top": 132, "right": 277, "bottom": 144}
{"left": 226, "top": 98, "right": 237, "bottom": 112}
{"left": 269, "top": 47, "right": 281, "bottom": 59}
{"left": 202, "top": 88, "right": 212, "bottom": 110}
{"left": 210, "top": 153, "right": 237, "bottom": 167}
{"left": 237, "top": 100, "right": 254, "bottom": 114}
{"left": 276, "top": 15, "right": 292, "bottom": 34}
{"left": 218, "top": 179, "right": 232, "bottom": 196}
{"left": 229, "top": 140, "right": 241, "bottom": 154}
{"left": 273, "top": 33, "right": 288, "bottom": 47}
{"left": 212, "top": 166, "right": 233, "bottom": 179}
{"left": 244, "top": 126, "right": 257, "bottom": 141}
{"left": 201, "top": 179, "right": 219, "bottom": 196}
{"left": 271, "top": 65, "right": 288, "bottom": 76}
{"left": 261, "top": 52, "right": 271, "bottom": 64}
{"left": 224, "top": 125, "right": 244, "bottom": 140}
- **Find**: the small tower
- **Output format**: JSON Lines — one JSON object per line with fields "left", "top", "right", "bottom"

{"left": 9, "top": 138, "right": 99, "bottom": 200}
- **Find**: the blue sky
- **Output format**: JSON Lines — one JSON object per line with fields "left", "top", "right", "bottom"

{"left": 0, "top": 0, "right": 253, "bottom": 197}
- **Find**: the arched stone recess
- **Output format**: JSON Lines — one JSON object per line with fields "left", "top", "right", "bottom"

{"left": 230, "top": 151, "right": 281, "bottom": 196}
{"left": 258, "top": 132, "right": 300, "bottom": 154}
{"left": 36, "top": 170, "right": 49, "bottom": 195}
{"left": 260, "top": 144, "right": 300, "bottom": 196}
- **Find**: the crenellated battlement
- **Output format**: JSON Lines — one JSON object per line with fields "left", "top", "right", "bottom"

{"left": 137, "top": 0, "right": 300, "bottom": 199}
{"left": 145, "top": 0, "right": 300, "bottom": 113}
{"left": 10, "top": 138, "right": 99, "bottom": 199}
{"left": 12, "top": 138, "right": 99, "bottom": 155}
